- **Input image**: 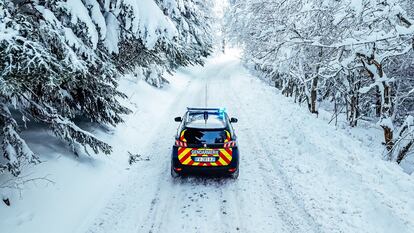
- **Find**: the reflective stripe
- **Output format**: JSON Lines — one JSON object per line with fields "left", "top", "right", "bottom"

{"left": 178, "top": 148, "right": 192, "bottom": 162}
{"left": 178, "top": 147, "right": 186, "bottom": 155}
{"left": 180, "top": 130, "right": 187, "bottom": 142}
{"left": 221, "top": 149, "right": 232, "bottom": 161}
{"left": 183, "top": 156, "right": 193, "bottom": 164}
{"left": 177, "top": 147, "right": 233, "bottom": 167}
{"left": 219, "top": 151, "right": 231, "bottom": 165}
{"left": 224, "top": 130, "right": 231, "bottom": 143}
{"left": 180, "top": 154, "right": 192, "bottom": 164}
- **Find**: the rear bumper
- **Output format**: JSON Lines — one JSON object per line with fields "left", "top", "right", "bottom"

{"left": 173, "top": 165, "right": 238, "bottom": 175}
{"left": 171, "top": 146, "right": 239, "bottom": 175}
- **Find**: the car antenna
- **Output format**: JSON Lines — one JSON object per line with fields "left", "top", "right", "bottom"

{"left": 203, "top": 111, "right": 208, "bottom": 124}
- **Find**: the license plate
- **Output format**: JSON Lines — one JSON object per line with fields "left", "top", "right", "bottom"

{"left": 193, "top": 157, "right": 216, "bottom": 162}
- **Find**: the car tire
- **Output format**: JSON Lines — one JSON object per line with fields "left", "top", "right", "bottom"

{"left": 171, "top": 165, "right": 180, "bottom": 178}
{"left": 230, "top": 168, "right": 239, "bottom": 179}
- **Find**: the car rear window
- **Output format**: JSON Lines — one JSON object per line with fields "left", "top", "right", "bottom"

{"left": 185, "top": 112, "right": 226, "bottom": 129}
{"left": 183, "top": 129, "right": 227, "bottom": 145}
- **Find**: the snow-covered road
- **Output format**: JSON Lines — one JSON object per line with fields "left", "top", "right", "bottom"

{"left": 3, "top": 52, "right": 414, "bottom": 233}
{"left": 79, "top": 52, "right": 414, "bottom": 233}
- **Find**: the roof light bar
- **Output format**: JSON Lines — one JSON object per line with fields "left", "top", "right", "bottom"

{"left": 187, "top": 107, "right": 226, "bottom": 112}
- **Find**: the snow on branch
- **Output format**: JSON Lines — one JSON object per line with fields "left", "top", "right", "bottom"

{"left": 391, "top": 115, "right": 414, "bottom": 163}
{"left": 0, "top": 103, "right": 39, "bottom": 177}
{"left": 20, "top": 95, "right": 112, "bottom": 155}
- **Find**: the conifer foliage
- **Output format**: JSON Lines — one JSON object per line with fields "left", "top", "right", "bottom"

{"left": 0, "top": 0, "right": 213, "bottom": 176}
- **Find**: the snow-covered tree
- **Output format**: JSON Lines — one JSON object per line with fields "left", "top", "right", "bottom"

{"left": 0, "top": 0, "right": 215, "bottom": 177}
{"left": 0, "top": 0, "right": 128, "bottom": 176}
{"left": 227, "top": 0, "right": 414, "bottom": 163}
{"left": 156, "top": 0, "right": 214, "bottom": 68}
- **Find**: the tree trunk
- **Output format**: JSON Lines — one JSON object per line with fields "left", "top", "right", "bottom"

{"left": 348, "top": 90, "right": 360, "bottom": 127}
{"left": 310, "top": 76, "right": 318, "bottom": 114}
{"left": 382, "top": 83, "right": 394, "bottom": 151}
{"left": 383, "top": 126, "right": 394, "bottom": 151}
{"left": 294, "top": 84, "right": 299, "bottom": 103}
{"left": 357, "top": 52, "right": 394, "bottom": 151}
{"left": 349, "top": 94, "right": 357, "bottom": 127}
{"left": 310, "top": 48, "right": 322, "bottom": 115}
{"left": 375, "top": 87, "right": 381, "bottom": 117}
{"left": 396, "top": 141, "right": 412, "bottom": 164}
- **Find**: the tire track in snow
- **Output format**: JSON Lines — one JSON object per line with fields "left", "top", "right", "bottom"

{"left": 220, "top": 72, "right": 323, "bottom": 233}
{"left": 136, "top": 67, "right": 238, "bottom": 233}
{"left": 143, "top": 59, "right": 255, "bottom": 233}
{"left": 137, "top": 76, "right": 214, "bottom": 233}
{"left": 83, "top": 75, "right": 206, "bottom": 233}
{"left": 236, "top": 105, "right": 322, "bottom": 233}
{"left": 217, "top": 182, "right": 241, "bottom": 233}
{"left": 138, "top": 163, "right": 169, "bottom": 233}
{"left": 204, "top": 59, "right": 296, "bottom": 233}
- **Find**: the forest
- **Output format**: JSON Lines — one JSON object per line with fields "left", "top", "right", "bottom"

{"left": 227, "top": 0, "right": 414, "bottom": 166}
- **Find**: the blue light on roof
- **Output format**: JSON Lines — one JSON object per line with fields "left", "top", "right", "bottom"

{"left": 218, "top": 108, "right": 226, "bottom": 119}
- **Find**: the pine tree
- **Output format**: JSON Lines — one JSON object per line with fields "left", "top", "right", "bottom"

{"left": 1, "top": 0, "right": 215, "bottom": 177}
{"left": 156, "top": 0, "right": 214, "bottom": 68}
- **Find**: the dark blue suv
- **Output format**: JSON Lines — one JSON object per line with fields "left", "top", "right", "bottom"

{"left": 171, "top": 108, "right": 239, "bottom": 178}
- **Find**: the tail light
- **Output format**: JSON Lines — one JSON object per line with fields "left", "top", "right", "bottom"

{"left": 175, "top": 140, "right": 187, "bottom": 147}
{"left": 224, "top": 141, "right": 236, "bottom": 148}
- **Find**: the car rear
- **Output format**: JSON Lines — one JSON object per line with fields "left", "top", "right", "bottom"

{"left": 171, "top": 127, "right": 239, "bottom": 177}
